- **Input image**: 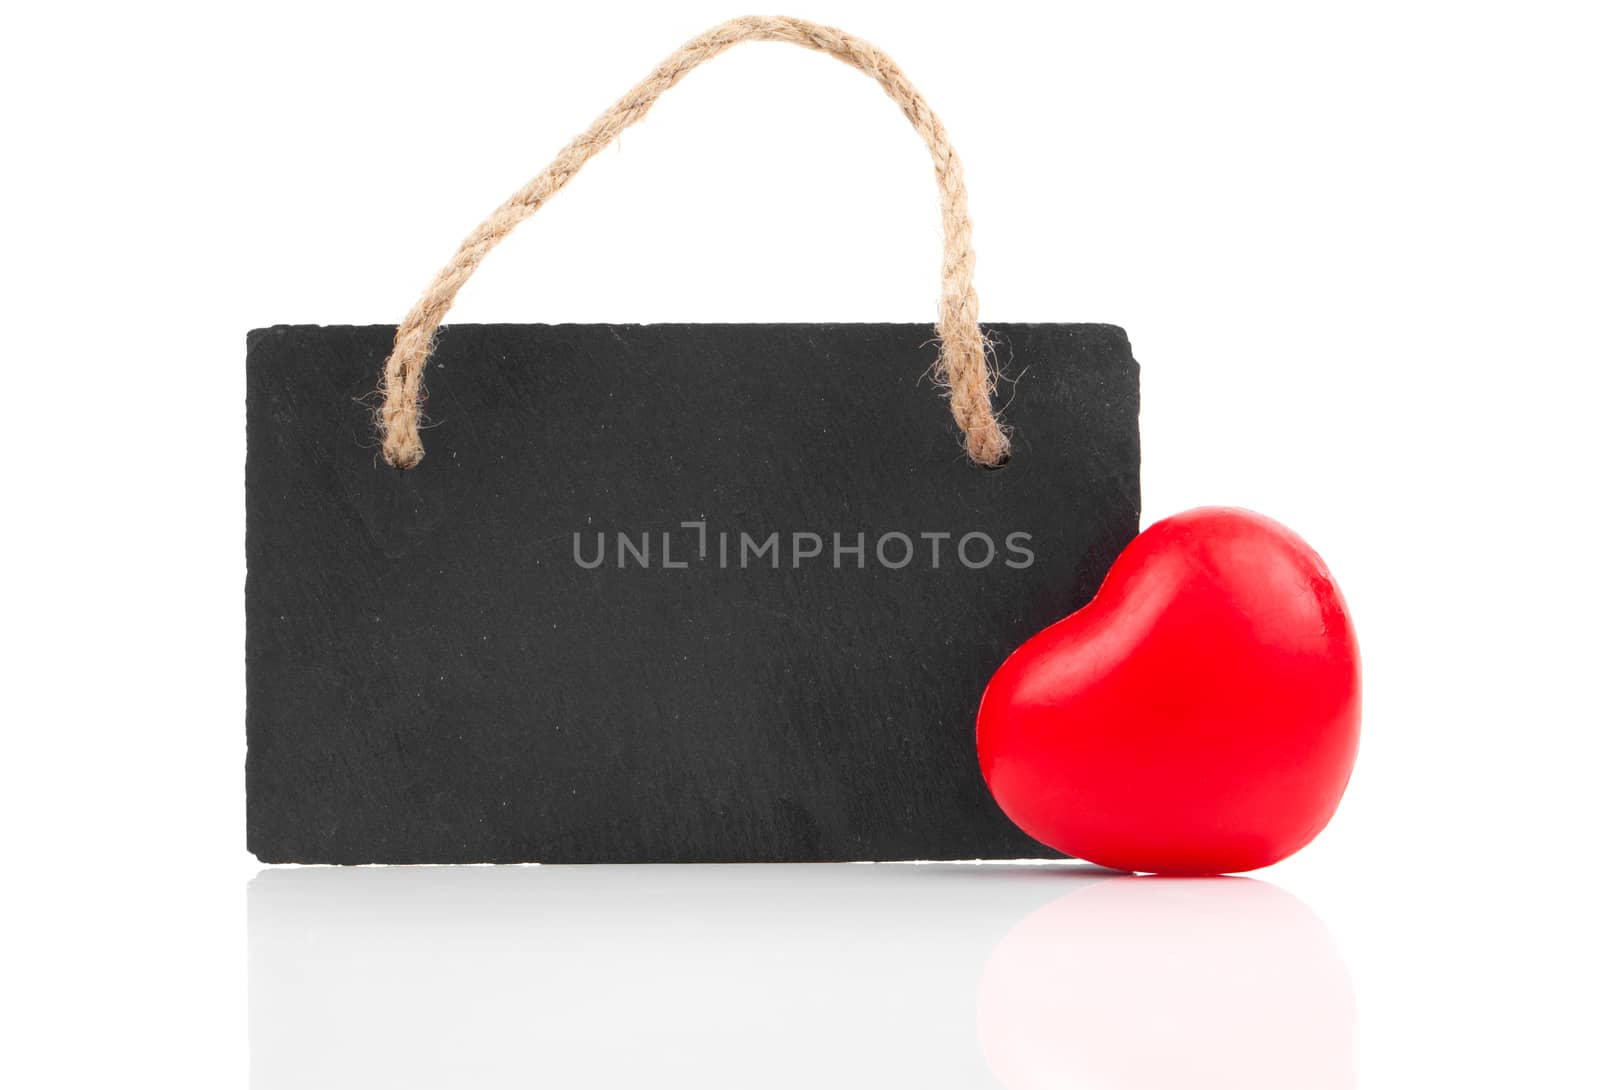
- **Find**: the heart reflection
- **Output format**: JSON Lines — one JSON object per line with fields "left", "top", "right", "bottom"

{"left": 978, "top": 876, "right": 1356, "bottom": 1089}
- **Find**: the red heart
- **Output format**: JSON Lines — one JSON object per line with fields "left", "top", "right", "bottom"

{"left": 977, "top": 507, "right": 1360, "bottom": 874}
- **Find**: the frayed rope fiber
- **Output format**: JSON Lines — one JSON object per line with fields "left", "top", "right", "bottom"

{"left": 378, "top": 15, "right": 1010, "bottom": 469}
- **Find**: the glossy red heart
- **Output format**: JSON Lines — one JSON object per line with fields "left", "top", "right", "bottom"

{"left": 977, "top": 507, "right": 1360, "bottom": 874}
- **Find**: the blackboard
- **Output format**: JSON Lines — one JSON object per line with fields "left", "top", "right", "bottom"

{"left": 245, "top": 322, "right": 1139, "bottom": 863}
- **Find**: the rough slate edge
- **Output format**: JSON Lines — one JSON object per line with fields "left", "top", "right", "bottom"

{"left": 246, "top": 322, "right": 1140, "bottom": 865}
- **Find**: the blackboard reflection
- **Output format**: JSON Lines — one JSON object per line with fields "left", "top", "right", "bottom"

{"left": 248, "top": 864, "right": 1351, "bottom": 1088}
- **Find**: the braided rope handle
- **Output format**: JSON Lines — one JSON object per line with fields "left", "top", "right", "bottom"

{"left": 379, "top": 15, "right": 1009, "bottom": 469}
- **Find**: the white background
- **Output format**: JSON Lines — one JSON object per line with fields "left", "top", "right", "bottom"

{"left": 4, "top": 1, "right": 1597, "bottom": 1086}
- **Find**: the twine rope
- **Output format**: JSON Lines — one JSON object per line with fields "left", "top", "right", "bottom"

{"left": 379, "top": 15, "right": 1009, "bottom": 469}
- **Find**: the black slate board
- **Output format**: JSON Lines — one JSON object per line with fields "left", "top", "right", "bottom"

{"left": 246, "top": 323, "right": 1139, "bottom": 863}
